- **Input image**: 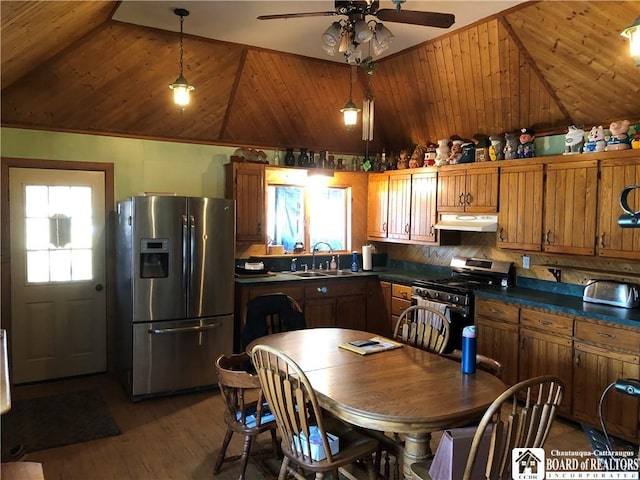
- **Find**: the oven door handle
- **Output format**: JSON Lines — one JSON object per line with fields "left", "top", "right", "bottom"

{"left": 411, "top": 296, "right": 468, "bottom": 315}
{"left": 148, "top": 323, "right": 220, "bottom": 335}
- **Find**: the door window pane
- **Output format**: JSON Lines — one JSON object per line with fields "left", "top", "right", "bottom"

{"left": 24, "top": 185, "right": 94, "bottom": 283}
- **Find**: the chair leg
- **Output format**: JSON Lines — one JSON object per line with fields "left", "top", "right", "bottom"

{"left": 238, "top": 435, "right": 253, "bottom": 480}
{"left": 213, "top": 427, "right": 234, "bottom": 474}
{"left": 270, "top": 427, "right": 281, "bottom": 457}
{"left": 278, "top": 456, "right": 290, "bottom": 480}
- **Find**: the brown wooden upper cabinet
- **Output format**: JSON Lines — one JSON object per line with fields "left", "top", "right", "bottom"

{"left": 436, "top": 166, "right": 499, "bottom": 213}
{"left": 367, "top": 170, "right": 439, "bottom": 245}
{"left": 224, "top": 160, "right": 265, "bottom": 243}
{"left": 543, "top": 159, "right": 598, "bottom": 256}
{"left": 496, "top": 151, "right": 639, "bottom": 259}
{"left": 598, "top": 156, "right": 640, "bottom": 260}
{"left": 498, "top": 163, "right": 544, "bottom": 251}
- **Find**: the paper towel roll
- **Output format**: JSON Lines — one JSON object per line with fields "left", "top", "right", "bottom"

{"left": 362, "top": 245, "right": 373, "bottom": 271}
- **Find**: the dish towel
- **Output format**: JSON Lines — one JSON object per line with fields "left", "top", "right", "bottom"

{"left": 413, "top": 297, "right": 451, "bottom": 329}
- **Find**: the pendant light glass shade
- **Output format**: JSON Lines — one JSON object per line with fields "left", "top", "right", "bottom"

{"left": 621, "top": 17, "right": 640, "bottom": 66}
{"left": 170, "top": 75, "right": 195, "bottom": 106}
{"left": 341, "top": 100, "right": 360, "bottom": 127}
{"left": 169, "top": 8, "right": 194, "bottom": 108}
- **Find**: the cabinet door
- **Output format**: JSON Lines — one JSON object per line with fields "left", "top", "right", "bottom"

{"left": 304, "top": 297, "right": 335, "bottom": 328}
{"left": 225, "top": 162, "right": 265, "bottom": 243}
{"left": 367, "top": 279, "right": 391, "bottom": 337}
{"left": 465, "top": 166, "right": 499, "bottom": 213}
{"left": 519, "top": 328, "right": 573, "bottom": 415}
{"left": 387, "top": 173, "right": 412, "bottom": 241}
{"left": 367, "top": 173, "right": 389, "bottom": 240}
{"left": 573, "top": 342, "right": 640, "bottom": 443}
{"left": 337, "top": 294, "right": 367, "bottom": 330}
{"left": 598, "top": 156, "right": 640, "bottom": 259}
{"left": 411, "top": 171, "right": 438, "bottom": 243}
{"left": 544, "top": 160, "right": 598, "bottom": 255}
{"left": 498, "top": 164, "right": 543, "bottom": 251}
{"left": 476, "top": 316, "right": 519, "bottom": 386}
{"left": 437, "top": 169, "right": 467, "bottom": 212}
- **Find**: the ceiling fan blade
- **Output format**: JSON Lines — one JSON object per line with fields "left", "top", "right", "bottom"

{"left": 258, "top": 11, "right": 337, "bottom": 20}
{"left": 376, "top": 9, "right": 455, "bottom": 28}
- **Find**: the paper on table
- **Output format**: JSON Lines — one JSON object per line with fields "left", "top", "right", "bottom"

{"left": 338, "top": 336, "right": 403, "bottom": 355}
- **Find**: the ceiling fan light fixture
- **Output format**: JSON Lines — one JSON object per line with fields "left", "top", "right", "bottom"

{"left": 621, "top": 16, "right": 640, "bottom": 66}
{"left": 353, "top": 19, "right": 373, "bottom": 43}
{"left": 169, "top": 8, "right": 194, "bottom": 109}
{"left": 372, "top": 22, "right": 394, "bottom": 55}
{"left": 322, "top": 21, "right": 342, "bottom": 46}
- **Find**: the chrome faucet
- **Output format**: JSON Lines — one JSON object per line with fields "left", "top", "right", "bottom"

{"left": 311, "top": 241, "right": 333, "bottom": 270}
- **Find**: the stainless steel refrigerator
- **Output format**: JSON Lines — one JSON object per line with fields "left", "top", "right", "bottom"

{"left": 115, "top": 195, "right": 235, "bottom": 399}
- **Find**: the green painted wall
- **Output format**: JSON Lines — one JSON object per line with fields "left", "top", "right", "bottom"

{"left": 1, "top": 128, "right": 239, "bottom": 203}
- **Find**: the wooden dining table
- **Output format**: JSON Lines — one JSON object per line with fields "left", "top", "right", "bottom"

{"left": 247, "top": 327, "right": 506, "bottom": 479}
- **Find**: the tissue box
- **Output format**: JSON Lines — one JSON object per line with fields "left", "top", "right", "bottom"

{"left": 293, "top": 426, "right": 339, "bottom": 461}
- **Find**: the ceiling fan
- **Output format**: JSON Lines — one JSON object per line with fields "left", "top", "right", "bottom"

{"left": 257, "top": 0, "right": 455, "bottom": 30}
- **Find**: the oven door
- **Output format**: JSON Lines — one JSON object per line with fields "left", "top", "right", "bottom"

{"left": 411, "top": 295, "right": 472, "bottom": 352}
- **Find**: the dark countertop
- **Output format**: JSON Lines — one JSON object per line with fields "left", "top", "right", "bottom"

{"left": 235, "top": 267, "right": 640, "bottom": 329}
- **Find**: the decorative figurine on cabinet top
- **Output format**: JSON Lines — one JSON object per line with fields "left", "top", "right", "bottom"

{"left": 459, "top": 141, "right": 476, "bottom": 163}
{"left": 605, "top": 120, "right": 631, "bottom": 151}
{"left": 447, "top": 139, "right": 464, "bottom": 164}
{"left": 632, "top": 125, "right": 640, "bottom": 150}
{"left": 564, "top": 125, "right": 585, "bottom": 155}
{"left": 517, "top": 128, "right": 536, "bottom": 158}
{"left": 489, "top": 134, "right": 505, "bottom": 161}
{"left": 584, "top": 125, "right": 607, "bottom": 153}
{"left": 503, "top": 131, "right": 519, "bottom": 160}
{"left": 434, "top": 139, "right": 450, "bottom": 166}
{"left": 397, "top": 149, "right": 409, "bottom": 169}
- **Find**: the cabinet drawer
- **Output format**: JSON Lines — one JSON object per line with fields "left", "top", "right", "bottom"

{"left": 304, "top": 279, "right": 366, "bottom": 299}
{"left": 520, "top": 308, "right": 573, "bottom": 336}
{"left": 392, "top": 283, "right": 412, "bottom": 301}
{"left": 249, "top": 284, "right": 304, "bottom": 303}
{"left": 391, "top": 297, "right": 412, "bottom": 317}
{"left": 475, "top": 298, "right": 519, "bottom": 324}
{"left": 575, "top": 318, "right": 640, "bottom": 352}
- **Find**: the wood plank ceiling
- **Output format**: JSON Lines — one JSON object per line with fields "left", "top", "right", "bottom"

{"left": 1, "top": 1, "right": 639, "bottom": 155}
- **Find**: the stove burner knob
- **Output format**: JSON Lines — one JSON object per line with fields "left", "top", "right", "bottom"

{"left": 433, "top": 292, "right": 439, "bottom": 299}
{"left": 454, "top": 296, "right": 460, "bottom": 303}
{"left": 446, "top": 294, "right": 452, "bottom": 302}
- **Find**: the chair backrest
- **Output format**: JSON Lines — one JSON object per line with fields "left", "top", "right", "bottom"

{"left": 215, "top": 353, "right": 268, "bottom": 430}
{"left": 443, "top": 349, "right": 503, "bottom": 378}
{"left": 393, "top": 305, "right": 451, "bottom": 354}
{"left": 464, "top": 375, "right": 564, "bottom": 480}
{"left": 250, "top": 344, "right": 337, "bottom": 465}
{"left": 242, "top": 294, "right": 305, "bottom": 348}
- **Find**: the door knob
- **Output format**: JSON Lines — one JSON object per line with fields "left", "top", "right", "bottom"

{"left": 95, "top": 284, "right": 104, "bottom": 291}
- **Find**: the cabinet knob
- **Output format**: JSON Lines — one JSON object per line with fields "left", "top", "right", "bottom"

{"left": 599, "top": 232, "right": 606, "bottom": 248}
{"left": 545, "top": 230, "right": 552, "bottom": 244}
{"left": 405, "top": 223, "right": 410, "bottom": 233}
{"left": 383, "top": 222, "right": 387, "bottom": 233}
{"left": 458, "top": 193, "right": 465, "bottom": 205}
{"left": 465, "top": 193, "right": 472, "bottom": 205}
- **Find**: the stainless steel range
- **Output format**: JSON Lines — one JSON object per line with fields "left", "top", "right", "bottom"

{"left": 411, "top": 256, "right": 514, "bottom": 351}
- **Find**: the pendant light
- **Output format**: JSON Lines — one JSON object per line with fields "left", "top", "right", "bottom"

{"left": 169, "top": 8, "right": 195, "bottom": 109}
{"left": 340, "top": 66, "right": 360, "bottom": 128}
{"left": 621, "top": 17, "right": 640, "bottom": 66}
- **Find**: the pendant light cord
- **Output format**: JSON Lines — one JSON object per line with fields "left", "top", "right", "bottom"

{"left": 179, "top": 14, "right": 184, "bottom": 76}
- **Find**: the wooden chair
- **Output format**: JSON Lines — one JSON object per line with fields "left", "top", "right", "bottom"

{"left": 442, "top": 349, "right": 503, "bottom": 378}
{"left": 410, "top": 375, "right": 565, "bottom": 480}
{"left": 241, "top": 294, "right": 305, "bottom": 349}
{"left": 393, "top": 305, "right": 451, "bottom": 354}
{"left": 250, "top": 344, "right": 379, "bottom": 480}
{"left": 213, "top": 353, "right": 280, "bottom": 480}
{"left": 374, "top": 304, "right": 452, "bottom": 478}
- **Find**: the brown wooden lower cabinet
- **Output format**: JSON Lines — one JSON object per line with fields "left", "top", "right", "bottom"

{"left": 475, "top": 297, "right": 640, "bottom": 443}
{"left": 475, "top": 298, "right": 519, "bottom": 387}
{"left": 390, "top": 283, "right": 412, "bottom": 335}
{"left": 573, "top": 318, "right": 640, "bottom": 443}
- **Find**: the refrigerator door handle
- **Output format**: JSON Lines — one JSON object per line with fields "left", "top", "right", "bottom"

{"left": 148, "top": 323, "right": 221, "bottom": 335}
{"left": 189, "top": 214, "right": 196, "bottom": 296}
{"left": 182, "top": 214, "right": 188, "bottom": 296}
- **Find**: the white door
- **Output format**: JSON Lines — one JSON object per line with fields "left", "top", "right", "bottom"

{"left": 9, "top": 168, "right": 106, "bottom": 384}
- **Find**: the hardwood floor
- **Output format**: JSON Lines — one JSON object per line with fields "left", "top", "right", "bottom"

{"left": 4, "top": 373, "right": 592, "bottom": 480}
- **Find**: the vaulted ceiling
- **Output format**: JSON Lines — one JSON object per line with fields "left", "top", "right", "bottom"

{"left": 1, "top": 1, "right": 639, "bottom": 155}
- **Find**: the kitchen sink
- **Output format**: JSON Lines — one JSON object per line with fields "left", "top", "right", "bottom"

{"left": 287, "top": 270, "right": 357, "bottom": 278}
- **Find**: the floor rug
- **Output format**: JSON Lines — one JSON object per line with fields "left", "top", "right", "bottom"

{"left": 1, "top": 389, "right": 121, "bottom": 458}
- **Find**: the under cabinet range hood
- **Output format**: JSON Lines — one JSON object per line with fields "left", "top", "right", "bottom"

{"left": 434, "top": 214, "right": 499, "bottom": 232}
